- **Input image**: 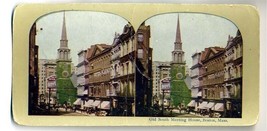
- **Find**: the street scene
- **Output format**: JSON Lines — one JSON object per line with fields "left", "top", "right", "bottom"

{"left": 142, "top": 13, "right": 242, "bottom": 118}
{"left": 28, "top": 11, "right": 242, "bottom": 118}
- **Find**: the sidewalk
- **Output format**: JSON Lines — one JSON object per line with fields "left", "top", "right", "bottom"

{"left": 164, "top": 109, "right": 208, "bottom": 118}
{"left": 55, "top": 108, "right": 96, "bottom": 116}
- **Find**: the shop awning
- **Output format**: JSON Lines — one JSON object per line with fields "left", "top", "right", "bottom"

{"left": 197, "top": 101, "right": 208, "bottom": 109}
{"left": 187, "top": 100, "right": 196, "bottom": 107}
{"left": 98, "top": 101, "right": 110, "bottom": 110}
{"left": 213, "top": 103, "right": 224, "bottom": 112}
{"left": 83, "top": 90, "right": 88, "bottom": 95}
{"left": 92, "top": 100, "right": 101, "bottom": 107}
{"left": 73, "top": 98, "right": 82, "bottom": 105}
{"left": 84, "top": 99, "right": 94, "bottom": 107}
{"left": 205, "top": 102, "right": 215, "bottom": 109}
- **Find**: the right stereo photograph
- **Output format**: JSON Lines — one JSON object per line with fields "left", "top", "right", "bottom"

{"left": 135, "top": 13, "right": 242, "bottom": 118}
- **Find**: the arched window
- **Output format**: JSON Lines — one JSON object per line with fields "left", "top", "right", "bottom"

{"left": 173, "top": 53, "right": 177, "bottom": 62}
{"left": 65, "top": 51, "right": 68, "bottom": 59}
{"left": 114, "top": 64, "right": 118, "bottom": 74}
{"left": 178, "top": 53, "right": 181, "bottom": 62}
{"left": 60, "top": 50, "right": 63, "bottom": 59}
{"left": 228, "top": 67, "right": 231, "bottom": 79}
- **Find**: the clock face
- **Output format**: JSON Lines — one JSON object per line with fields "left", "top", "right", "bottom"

{"left": 176, "top": 73, "right": 183, "bottom": 79}
{"left": 62, "top": 71, "right": 69, "bottom": 78}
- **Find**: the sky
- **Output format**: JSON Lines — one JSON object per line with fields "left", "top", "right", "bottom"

{"left": 146, "top": 13, "right": 238, "bottom": 67}
{"left": 36, "top": 11, "right": 238, "bottom": 67}
{"left": 36, "top": 11, "right": 128, "bottom": 65}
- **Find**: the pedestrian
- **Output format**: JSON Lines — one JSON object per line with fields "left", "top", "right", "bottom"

{"left": 73, "top": 106, "right": 76, "bottom": 112}
{"left": 63, "top": 104, "right": 67, "bottom": 112}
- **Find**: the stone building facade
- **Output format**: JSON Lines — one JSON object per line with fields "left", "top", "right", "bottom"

{"left": 110, "top": 33, "right": 121, "bottom": 98}
{"left": 44, "top": 60, "right": 57, "bottom": 103}
{"left": 74, "top": 50, "right": 88, "bottom": 108}
{"left": 188, "top": 52, "right": 202, "bottom": 110}
{"left": 152, "top": 61, "right": 171, "bottom": 100}
{"left": 117, "top": 24, "right": 135, "bottom": 116}
{"left": 223, "top": 30, "right": 242, "bottom": 117}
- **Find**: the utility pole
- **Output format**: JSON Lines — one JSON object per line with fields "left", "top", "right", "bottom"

{"left": 162, "top": 90, "right": 165, "bottom": 116}
{"left": 48, "top": 88, "right": 51, "bottom": 113}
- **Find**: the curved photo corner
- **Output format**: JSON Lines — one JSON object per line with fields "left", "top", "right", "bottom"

{"left": 135, "top": 13, "right": 242, "bottom": 118}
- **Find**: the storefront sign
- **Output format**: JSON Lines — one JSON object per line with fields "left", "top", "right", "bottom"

{"left": 161, "top": 77, "right": 171, "bottom": 90}
{"left": 47, "top": 75, "right": 56, "bottom": 92}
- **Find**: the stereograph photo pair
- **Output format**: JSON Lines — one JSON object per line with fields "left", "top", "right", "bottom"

{"left": 12, "top": 3, "right": 259, "bottom": 126}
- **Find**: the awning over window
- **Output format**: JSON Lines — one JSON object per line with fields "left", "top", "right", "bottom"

{"left": 73, "top": 98, "right": 82, "bottom": 105}
{"left": 213, "top": 103, "right": 224, "bottom": 112}
{"left": 84, "top": 99, "right": 94, "bottom": 107}
{"left": 205, "top": 102, "right": 215, "bottom": 109}
{"left": 197, "top": 101, "right": 208, "bottom": 109}
{"left": 83, "top": 90, "right": 88, "bottom": 95}
{"left": 98, "top": 101, "right": 110, "bottom": 110}
{"left": 187, "top": 100, "right": 196, "bottom": 107}
{"left": 92, "top": 100, "right": 101, "bottom": 107}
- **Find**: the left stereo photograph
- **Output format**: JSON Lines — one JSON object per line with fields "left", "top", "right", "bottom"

{"left": 28, "top": 11, "right": 138, "bottom": 116}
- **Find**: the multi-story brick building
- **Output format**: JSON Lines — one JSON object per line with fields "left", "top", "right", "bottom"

{"left": 87, "top": 44, "right": 112, "bottom": 111}
{"left": 135, "top": 22, "right": 153, "bottom": 116}
{"left": 81, "top": 23, "right": 152, "bottom": 116}
{"left": 199, "top": 47, "right": 225, "bottom": 115}
{"left": 223, "top": 30, "right": 242, "bottom": 118}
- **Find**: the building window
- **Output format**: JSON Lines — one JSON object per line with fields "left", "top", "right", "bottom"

{"left": 137, "top": 49, "right": 144, "bottom": 59}
{"left": 137, "top": 33, "right": 144, "bottom": 43}
{"left": 126, "top": 63, "right": 129, "bottom": 75}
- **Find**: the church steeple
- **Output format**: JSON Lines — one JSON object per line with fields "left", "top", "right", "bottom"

{"left": 172, "top": 14, "right": 185, "bottom": 64}
{"left": 57, "top": 11, "right": 71, "bottom": 62}
{"left": 60, "top": 12, "right": 68, "bottom": 48}
{"left": 175, "top": 15, "right": 182, "bottom": 50}
{"left": 61, "top": 12, "right": 67, "bottom": 42}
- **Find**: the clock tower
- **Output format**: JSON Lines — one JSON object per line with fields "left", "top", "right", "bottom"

{"left": 170, "top": 15, "right": 191, "bottom": 107}
{"left": 56, "top": 12, "right": 76, "bottom": 105}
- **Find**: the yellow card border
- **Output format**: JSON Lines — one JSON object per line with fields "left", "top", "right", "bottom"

{"left": 12, "top": 3, "right": 259, "bottom": 126}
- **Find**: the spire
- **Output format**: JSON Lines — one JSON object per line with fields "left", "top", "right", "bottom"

{"left": 57, "top": 11, "right": 71, "bottom": 62}
{"left": 61, "top": 11, "right": 67, "bottom": 40}
{"left": 61, "top": 11, "right": 67, "bottom": 42}
{"left": 60, "top": 11, "right": 68, "bottom": 49}
{"left": 172, "top": 14, "right": 185, "bottom": 64}
{"left": 175, "top": 15, "right": 182, "bottom": 44}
